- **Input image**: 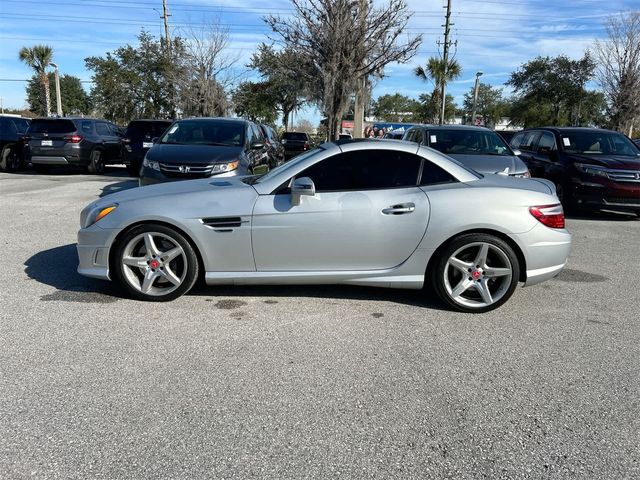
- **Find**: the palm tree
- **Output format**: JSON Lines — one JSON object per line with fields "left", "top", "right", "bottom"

{"left": 19, "top": 45, "right": 54, "bottom": 116}
{"left": 415, "top": 57, "right": 461, "bottom": 123}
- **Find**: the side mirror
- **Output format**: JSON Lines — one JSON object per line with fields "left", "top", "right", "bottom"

{"left": 151, "top": 137, "right": 159, "bottom": 144}
{"left": 512, "top": 149, "right": 522, "bottom": 156}
{"left": 250, "top": 141, "right": 265, "bottom": 150}
{"left": 291, "top": 176, "right": 315, "bottom": 206}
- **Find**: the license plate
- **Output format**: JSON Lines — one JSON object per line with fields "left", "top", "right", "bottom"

{"left": 142, "top": 142, "right": 154, "bottom": 149}
{"left": 41, "top": 140, "right": 53, "bottom": 147}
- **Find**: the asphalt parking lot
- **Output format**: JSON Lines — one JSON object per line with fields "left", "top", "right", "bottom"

{"left": 1, "top": 168, "right": 638, "bottom": 479}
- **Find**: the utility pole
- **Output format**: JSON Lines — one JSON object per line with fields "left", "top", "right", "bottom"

{"left": 353, "top": 0, "right": 368, "bottom": 139}
{"left": 161, "top": 0, "right": 171, "bottom": 47}
{"left": 159, "top": 0, "right": 176, "bottom": 118}
{"left": 50, "top": 63, "right": 63, "bottom": 117}
{"left": 438, "top": 0, "right": 453, "bottom": 125}
{"left": 470, "top": 71, "right": 482, "bottom": 126}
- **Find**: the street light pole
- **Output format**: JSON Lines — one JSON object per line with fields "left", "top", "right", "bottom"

{"left": 470, "top": 71, "right": 483, "bottom": 126}
{"left": 50, "top": 63, "right": 63, "bottom": 117}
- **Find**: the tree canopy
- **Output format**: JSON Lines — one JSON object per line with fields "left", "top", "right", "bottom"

{"left": 26, "top": 73, "right": 91, "bottom": 116}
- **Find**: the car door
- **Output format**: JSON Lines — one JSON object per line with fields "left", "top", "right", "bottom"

{"left": 95, "top": 122, "right": 114, "bottom": 160}
{"left": 528, "top": 130, "right": 558, "bottom": 179}
{"left": 108, "top": 122, "right": 124, "bottom": 161}
{"left": 512, "top": 130, "right": 540, "bottom": 170}
{"left": 251, "top": 148, "right": 430, "bottom": 271}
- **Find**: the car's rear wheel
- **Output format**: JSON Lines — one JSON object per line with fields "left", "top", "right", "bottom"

{"left": 87, "top": 150, "right": 104, "bottom": 175}
{"left": 431, "top": 233, "right": 520, "bottom": 313}
{"left": 112, "top": 224, "right": 199, "bottom": 301}
{"left": 1, "top": 147, "right": 21, "bottom": 172}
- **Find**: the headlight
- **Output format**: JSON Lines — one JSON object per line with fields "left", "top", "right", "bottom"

{"left": 514, "top": 170, "right": 531, "bottom": 178}
{"left": 281, "top": 139, "right": 287, "bottom": 144}
{"left": 84, "top": 204, "right": 117, "bottom": 228}
{"left": 142, "top": 155, "right": 160, "bottom": 171}
{"left": 212, "top": 160, "right": 239, "bottom": 173}
{"left": 575, "top": 163, "right": 609, "bottom": 178}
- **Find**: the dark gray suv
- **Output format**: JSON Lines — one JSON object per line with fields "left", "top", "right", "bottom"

{"left": 26, "top": 117, "right": 123, "bottom": 174}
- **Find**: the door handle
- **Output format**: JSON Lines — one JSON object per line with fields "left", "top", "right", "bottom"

{"left": 382, "top": 203, "right": 415, "bottom": 215}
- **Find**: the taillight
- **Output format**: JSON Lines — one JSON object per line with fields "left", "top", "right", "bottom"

{"left": 529, "top": 204, "right": 565, "bottom": 229}
{"left": 303, "top": 142, "right": 309, "bottom": 150}
{"left": 64, "top": 135, "right": 83, "bottom": 143}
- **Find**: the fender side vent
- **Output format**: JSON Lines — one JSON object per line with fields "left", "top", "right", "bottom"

{"left": 202, "top": 217, "right": 243, "bottom": 228}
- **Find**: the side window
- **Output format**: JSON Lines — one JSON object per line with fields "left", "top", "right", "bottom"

{"left": 108, "top": 123, "right": 121, "bottom": 136}
{"left": 6, "top": 119, "right": 18, "bottom": 136}
{"left": 420, "top": 160, "right": 456, "bottom": 185}
{"left": 510, "top": 133, "right": 523, "bottom": 149}
{"left": 414, "top": 128, "right": 424, "bottom": 145}
{"left": 16, "top": 119, "right": 30, "bottom": 133}
{"left": 520, "top": 131, "right": 539, "bottom": 152}
{"left": 95, "top": 122, "right": 110, "bottom": 136}
{"left": 404, "top": 129, "right": 415, "bottom": 143}
{"left": 298, "top": 150, "right": 422, "bottom": 191}
{"left": 537, "top": 132, "right": 556, "bottom": 152}
{"left": 80, "top": 120, "right": 94, "bottom": 135}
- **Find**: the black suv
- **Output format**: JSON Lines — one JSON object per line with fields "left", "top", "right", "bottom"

{"left": 281, "top": 131, "right": 310, "bottom": 160}
{"left": 259, "top": 124, "right": 284, "bottom": 169}
{"left": 139, "top": 117, "right": 269, "bottom": 186}
{"left": 26, "top": 117, "right": 124, "bottom": 174}
{"left": 123, "top": 119, "right": 172, "bottom": 176}
{"left": 510, "top": 127, "right": 640, "bottom": 213}
{"left": 0, "top": 115, "right": 31, "bottom": 172}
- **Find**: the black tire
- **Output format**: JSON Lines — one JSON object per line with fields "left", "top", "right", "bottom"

{"left": 87, "top": 149, "right": 105, "bottom": 175}
{"left": 126, "top": 163, "right": 140, "bottom": 177}
{"left": 430, "top": 233, "right": 520, "bottom": 313}
{"left": 111, "top": 223, "right": 199, "bottom": 302}
{"left": 1, "top": 147, "right": 22, "bottom": 172}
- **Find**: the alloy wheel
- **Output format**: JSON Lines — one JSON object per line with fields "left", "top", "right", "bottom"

{"left": 443, "top": 241, "right": 513, "bottom": 309}
{"left": 120, "top": 232, "right": 187, "bottom": 296}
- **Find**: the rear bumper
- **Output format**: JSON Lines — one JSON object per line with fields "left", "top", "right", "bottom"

{"left": 30, "top": 156, "right": 69, "bottom": 165}
{"left": 509, "top": 223, "right": 572, "bottom": 287}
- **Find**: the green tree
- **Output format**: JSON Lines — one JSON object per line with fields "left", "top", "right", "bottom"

{"left": 18, "top": 44, "right": 54, "bottom": 117}
{"left": 26, "top": 73, "right": 91, "bottom": 116}
{"left": 413, "top": 92, "right": 456, "bottom": 123}
{"left": 373, "top": 93, "right": 420, "bottom": 122}
{"left": 232, "top": 81, "right": 279, "bottom": 124}
{"left": 507, "top": 54, "right": 595, "bottom": 126}
{"left": 85, "top": 31, "right": 182, "bottom": 124}
{"left": 415, "top": 56, "right": 461, "bottom": 123}
{"left": 462, "top": 83, "right": 509, "bottom": 127}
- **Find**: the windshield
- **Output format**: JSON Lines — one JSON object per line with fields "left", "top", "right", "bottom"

{"left": 28, "top": 119, "right": 76, "bottom": 134}
{"left": 560, "top": 131, "right": 640, "bottom": 156}
{"left": 250, "top": 147, "right": 325, "bottom": 184}
{"left": 160, "top": 120, "right": 244, "bottom": 146}
{"left": 428, "top": 129, "right": 513, "bottom": 156}
{"left": 126, "top": 121, "right": 172, "bottom": 139}
{"left": 282, "top": 132, "right": 308, "bottom": 141}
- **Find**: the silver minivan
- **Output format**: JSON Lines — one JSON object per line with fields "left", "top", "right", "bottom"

{"left": 403, "top": 124, "right": 530, "bottom": 177}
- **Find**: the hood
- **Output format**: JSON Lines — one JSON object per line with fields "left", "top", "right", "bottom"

{"left": 89, "top": 176, "right": 252, "bottom": 209}
{"left": 147, "top": 144, "right": 244, "bottom": 165}
{"left": 447, "top": 153, "right": 528, "bottom": 175}
{"left": 565, "top": 153, "right": 640, "bottom": 170}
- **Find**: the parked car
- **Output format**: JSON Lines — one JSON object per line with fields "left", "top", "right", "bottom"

{"left": 281, "top": 131, "right": 311, "bottom": 160}
{"left": 402, "top": 125, "right": 530, "bottom": 177}
{"left": 338, "top": 133, "right": 352, "bottom": 140}
{"left": 0, "top": 115, "right": 30, "bottom": 172}
{"left": 496, "top": 130, "right": 521, "bottom": 145}
{"left": 122, "top": 119, "right": 172, "bottom": 176}
{"left": 510, "top": 127, "right": 640, "bottom": 214}
{"left": 384, "top": 129, "right": 405, "bottom": 140}
{"left": 77, "top": 139, "right": 571, "bottom": 313}
{"left": 25, "top": 117, "right": 124, "bottom": 174}
{"left": 259, "top": 124, "right": 284, "bottom": 169}
{"left": 139, "top": 117, "right": 268, "bottom": 186}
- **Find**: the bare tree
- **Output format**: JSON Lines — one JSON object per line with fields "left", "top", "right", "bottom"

{"left": 266, "top": 0, "right": 420, "bottom": 139}
{"left": 172, "top": 20, "right": 242, "bottom": 117}
{"left": 593, "top": 12, "right": 640, "bottom": 136}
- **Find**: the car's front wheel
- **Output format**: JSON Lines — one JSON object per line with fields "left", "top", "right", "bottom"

{"left": 87, "top": 149, "right": 105, "bottom": 175}
{"left": 112, "top": 224, "right": 199, "bottom": 301}
{"left": 431, "top": 233, "right": 520, "bottom": 313}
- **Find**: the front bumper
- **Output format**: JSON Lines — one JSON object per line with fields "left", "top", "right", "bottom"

{"left": 77, "top": 226, "right": 117, "bottom": 280}
{"left": 569, "top": 176, "right": 640, "bottom": 212}
{"left": 509, "top": 223, "right": 572, "bottom": 287}
{"left": 139, "top": 165, "right": 243, "bottom": 186}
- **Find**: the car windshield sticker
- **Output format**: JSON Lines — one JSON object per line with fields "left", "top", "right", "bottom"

{"left": 430, "top": 135, "right": 437, "bottom": 143}
{"left": 562, "top": 137, "right": 571, "bottom": 146}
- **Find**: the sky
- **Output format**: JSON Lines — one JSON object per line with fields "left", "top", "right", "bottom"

{"left": 0, "top": 0, "right": 638, "bottom": 124}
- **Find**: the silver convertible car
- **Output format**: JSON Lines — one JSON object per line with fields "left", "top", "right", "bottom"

{"left": 77, "top": 140, "right": 571, "bottom": 313}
